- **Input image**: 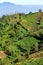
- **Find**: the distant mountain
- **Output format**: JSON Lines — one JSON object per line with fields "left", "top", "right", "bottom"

{"left": 0, "top": 2, "right": 43, "bottom": 17}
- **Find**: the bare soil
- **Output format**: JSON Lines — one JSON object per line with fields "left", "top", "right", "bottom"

{"left": 29, "top": 51, "right": 43, "bottom": 58}
{"left": 0, "top": 51, "right": 6, "bottom": 59}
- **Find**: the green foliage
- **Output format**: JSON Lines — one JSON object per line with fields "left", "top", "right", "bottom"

{"left": 0, "top": 12, "right": 43, "bottom": 65}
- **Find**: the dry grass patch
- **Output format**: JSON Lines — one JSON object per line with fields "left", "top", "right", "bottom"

{"left": 0, "top": 51, "right": 6, "bottom": 59}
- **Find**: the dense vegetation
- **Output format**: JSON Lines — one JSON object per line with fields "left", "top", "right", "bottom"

{"left": 0, "top": 10, "right": 43, "bottom": 65}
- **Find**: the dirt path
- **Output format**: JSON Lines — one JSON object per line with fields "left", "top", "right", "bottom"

{"left": 29, "top": 51, "right": 43, "bottom": 58}
{"left": 0, "top": 50, "right": 43, "bottom": 59}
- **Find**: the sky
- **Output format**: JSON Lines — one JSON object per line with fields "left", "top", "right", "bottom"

{"left": 0, "top": 0, "right": 43, "bottom": 5}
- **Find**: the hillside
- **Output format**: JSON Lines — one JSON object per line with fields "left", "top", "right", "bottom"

{"left": 0, "top": 12, "right": 43, "bottom": 65}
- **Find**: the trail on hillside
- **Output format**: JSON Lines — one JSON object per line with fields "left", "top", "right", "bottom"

{"left": 29, "top": 51, "right": 43, "bottom": 58}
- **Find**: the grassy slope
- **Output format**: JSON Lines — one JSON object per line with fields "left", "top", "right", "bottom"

{"left": 0, "top": 12, "right": 43, "bottom": 65}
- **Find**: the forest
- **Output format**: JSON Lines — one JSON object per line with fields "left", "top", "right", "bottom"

{"left": 0, "top": 9, "right": 43, "bottom": 65}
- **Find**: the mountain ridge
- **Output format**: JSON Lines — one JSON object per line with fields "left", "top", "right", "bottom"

{"left": 0, "top": 2, "right": 43, "bottom": 17}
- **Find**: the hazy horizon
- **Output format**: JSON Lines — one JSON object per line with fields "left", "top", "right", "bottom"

{"left": 0, "top": 0, "right": 43, "bottom": 5}
{"left": 0, "top": 2, "right": 43, "bottom": 17}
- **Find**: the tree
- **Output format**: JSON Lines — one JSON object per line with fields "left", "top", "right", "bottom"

{"left": 39, "top": 9, "right": 42, "bottom": 12}
{"left": 29, "top": 12, "right": 32, "bottom": 15}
